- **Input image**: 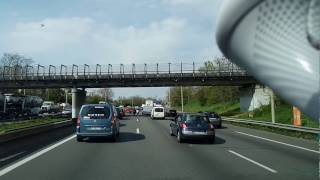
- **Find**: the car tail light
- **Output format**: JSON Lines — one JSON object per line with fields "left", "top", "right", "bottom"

{"left": 76, "top": 116, "right": 80, "bottom": 128}
{"left": 112, "top": 113, "right": 116, "bottom": 126}
{"left": 180, "top": 123, "right": 187, "bottom": 128}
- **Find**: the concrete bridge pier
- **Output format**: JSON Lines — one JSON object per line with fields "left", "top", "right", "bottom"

{"left": 240, "top": 85, "right": 271, "bottom": 112}
{"left": 72, "top": 88, "right": 87, "bottom": 122}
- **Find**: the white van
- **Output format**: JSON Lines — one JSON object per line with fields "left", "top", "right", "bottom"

{"left": 151, "top": 107, "right": 165, "bottom": 119}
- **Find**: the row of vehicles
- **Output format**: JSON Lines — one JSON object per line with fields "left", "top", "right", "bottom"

{"left": 0, "top": 93, "right": 43, "bottom": 119}
{"left": 0, "top": 92, "right": 72, "bottom": 120}
{"left": 75, "top": 102, "right": 222, "bottom": 144}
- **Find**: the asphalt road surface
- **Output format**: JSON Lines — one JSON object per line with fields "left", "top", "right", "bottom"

{"left": 0, "top": 116, "right": 318, "bottom": 180}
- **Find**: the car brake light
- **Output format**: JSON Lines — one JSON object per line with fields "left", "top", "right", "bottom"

{"left": 180, "top": 123, "right": 187, "bottom": 128}
{"left": 112, "top": 113, "right": 116, "bottom": 126}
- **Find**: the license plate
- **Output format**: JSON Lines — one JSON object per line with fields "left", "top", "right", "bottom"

{"left": 193, "top": 131, "right": 206, "bottom": 135}
{"left": 88, "top": 127, "right": 103, "bottom": 130}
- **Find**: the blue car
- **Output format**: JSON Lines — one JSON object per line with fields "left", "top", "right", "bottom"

{"left": 76, "top": 104, "right": 120, "bottom": 142}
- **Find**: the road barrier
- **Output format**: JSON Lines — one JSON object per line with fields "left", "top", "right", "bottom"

{"left": 0, "top": 120, "right": 73, "bottom": 143}
{"left": 222, "top": 117, "right": 320, "bottom": 134}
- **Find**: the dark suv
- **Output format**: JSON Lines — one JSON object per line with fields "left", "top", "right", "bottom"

{"left": 170, "top": 113, "right": 215, "bottom": 143}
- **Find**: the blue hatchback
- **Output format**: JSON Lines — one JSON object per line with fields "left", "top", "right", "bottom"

{"left": 76, "top": 104, "right": 120, "bottom": 142}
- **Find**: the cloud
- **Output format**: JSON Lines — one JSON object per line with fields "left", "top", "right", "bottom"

{"left": 4, "top": 17, "right": 198, "bottom": 65}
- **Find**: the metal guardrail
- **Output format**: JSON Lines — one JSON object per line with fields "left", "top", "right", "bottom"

{"left": 0, "top": 60, "right": 249, "bottom": 81}
{"left": 0, "top": 119, "right": 73, "bottom": 143}
{"left": 223, "top": 117, "right": 320, "bottom": 134}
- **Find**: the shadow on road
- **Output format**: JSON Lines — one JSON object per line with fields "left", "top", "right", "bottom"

{"left": 85, "top": 132, "right": 145, "bottom": 143}
{"left": 216, "top": 126, "right": 228, "bottom": 129}
{"left": 119, "top": 123, "right": 126, "bottom": 127}
{"left": 186, "top": 136, "right": 226, "bottom": 145}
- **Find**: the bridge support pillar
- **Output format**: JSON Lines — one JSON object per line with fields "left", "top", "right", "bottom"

{"left": 72, "top": 88, "right": 86, "bottom": 122}
{"left": 240, "top": 85, "right": 271, "bottom": 112}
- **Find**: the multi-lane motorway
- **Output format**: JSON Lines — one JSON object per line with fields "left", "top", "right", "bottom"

{"left": 0, "top": 116, "right": 318, "bottom": 180}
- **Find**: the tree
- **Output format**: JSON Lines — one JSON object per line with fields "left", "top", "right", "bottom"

{"left": 96, "top": 88, "right": 114, "bottom": 102}
{"left": 0, "top": 53, "right": 34, "bottom": 94}
{"left": 0, "top": 53, "right": 33, "bottom": 67}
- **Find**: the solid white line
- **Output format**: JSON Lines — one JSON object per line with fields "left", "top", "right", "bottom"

{"left": 228, "top": 150, "right": 277, "bottom": 173}
{"left": 0, "top": 152, "right": 25, "bottom": 162}
{"left": 235, "top": 131, "right": 320, "bottom": 154}
{"left": 136, "top": 118, "right": 139, "bottom": 122}
{"left": 0, "top": 134, "right": 76, "bottom": 177}
{"left": 136, "top": 128, "right": 140, "bottom": 134}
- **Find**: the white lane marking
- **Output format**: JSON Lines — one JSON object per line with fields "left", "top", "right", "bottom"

{"left": 228, "top": 150, "right": 278, "bottom": 173}
{"left": 236, "top": 131, "right": 320, "bottom": 154}
{"left": 0, "top": 134, "right": 76, "bottom": 177}
{"left": 0, "top": 152, "right": 25, "bottom": 162}
{"left": 136, "top": 128, "right": 140, "bottom": 134}
{"left": 136, "top": 118, "right": 139, "bottom": 122}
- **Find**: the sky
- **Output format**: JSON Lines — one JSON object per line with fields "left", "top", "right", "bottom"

{"left": 0, "top": 0, "right": 223, "bottom": 99}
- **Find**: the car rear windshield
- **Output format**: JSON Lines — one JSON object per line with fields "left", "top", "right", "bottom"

{"left": 80, "top": 105, "right": 111, "bottom": 119}
{"left": 185, "top": 115, "right": 209, "bottom": 123}
{"left": 155, "top": 108, "right": 164, "bottom": 112}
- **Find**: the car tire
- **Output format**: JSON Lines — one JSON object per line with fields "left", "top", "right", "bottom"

{"left": 209, "top": 137, "right": 215, "bottom": 144}
{"left": 170, "top": 128, "right": 174, "bottom": 136}
{"left": 177, "top": 131, "right": 183, "bottom": 143}
{"left": 76, "top": 136, "right": 83, "bottom": 142}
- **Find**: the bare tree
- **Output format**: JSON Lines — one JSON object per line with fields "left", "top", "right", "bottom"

{"left": 0, "top": 53, "right": 33, "bottom": 67}
{"left": 97, "top": 88, "right": 114, "bottom": 102}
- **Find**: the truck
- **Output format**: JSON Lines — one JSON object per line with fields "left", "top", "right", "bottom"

{"left": 142, "top": 99, "right": 154, "bottom": 116}
{"left": 0, "top": 93, "right": 43, "bottom": 119}
{"left": 41, "top": 101, "right": 60, "bottom": 113}
{"left": 24, "top": 96, "right": 43, "bottom": 116}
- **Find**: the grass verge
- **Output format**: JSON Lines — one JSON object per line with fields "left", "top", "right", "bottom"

{"left": 224, "top": 121, "right": 318, "bottom": 140}
{"left": 0, "top": 117, "right": 67, "bottom": 135}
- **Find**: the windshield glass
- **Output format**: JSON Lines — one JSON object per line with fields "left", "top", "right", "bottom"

{"left": 185, "top": 115, "right": 209, "bottom": 124}
{"left": 80, "top": 106, "right": 110, "bottom": 119}
{"left": 155, "top": 108, "right": 163, "bottom": 112}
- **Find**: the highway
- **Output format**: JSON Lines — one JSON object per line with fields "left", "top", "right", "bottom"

{"left": 0, "top": 116, "right": 318, "bottom": 180}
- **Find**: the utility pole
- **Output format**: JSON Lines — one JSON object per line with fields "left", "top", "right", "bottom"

{"left": 131, "top": 97, "right": 134, "bottom": 107}
{"left": 181, "top": 86, "right": 184, "bottom": 112}
{"left": 168, "top": 88, "right": 171, "bottom": 108}
{"left": 65, "top": 89, "right": 68, "bottom": 104}
{"left": 270, "top": 88, "right": 275, "bottom": 123}
{"left": 104, "top": 90, "right": 107, "bottom": 102}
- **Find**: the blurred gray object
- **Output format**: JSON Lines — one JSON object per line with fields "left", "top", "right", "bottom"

{"left": 216, "top": 0, "right": 320, "bottom": 121}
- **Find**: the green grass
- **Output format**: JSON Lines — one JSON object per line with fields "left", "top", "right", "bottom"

{"left": 0, "top": 117, "right": 67, "bottom": 135}
{"left": 237, "top": 103, "right": 319, "bottom": 128}
{"left": 177, "top": 100, "right": 241, "bottom": 116}
{"left": 175, "top": 100, "right": 318, "bottom": 140}
{"left": 175, "top": 101, "right": 318, "bottom": 128}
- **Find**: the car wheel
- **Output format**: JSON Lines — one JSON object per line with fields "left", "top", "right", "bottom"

{"left": 177, "top": 131, "right": 183, "bottom": 143}
{"left": 209, "top": 137, "right": 215, "bottom": 144}
{"left": 76, "top": 136, "right": 83, "bottom": 142}
{"left": 170, "top": 128, "right": 174, "bottom": 136}
{"left": 111, "top": 135, "right": 117, "bottom": 142}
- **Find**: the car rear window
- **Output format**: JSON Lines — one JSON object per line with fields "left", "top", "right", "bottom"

{"left": 80, "top": 105, "right": 111, "bottom": 119}
{"left": 185, "top": 115, "right": 209, "bottom": 123}
{"left": 155, "top": 108, "right": 164, "bottom": 112}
